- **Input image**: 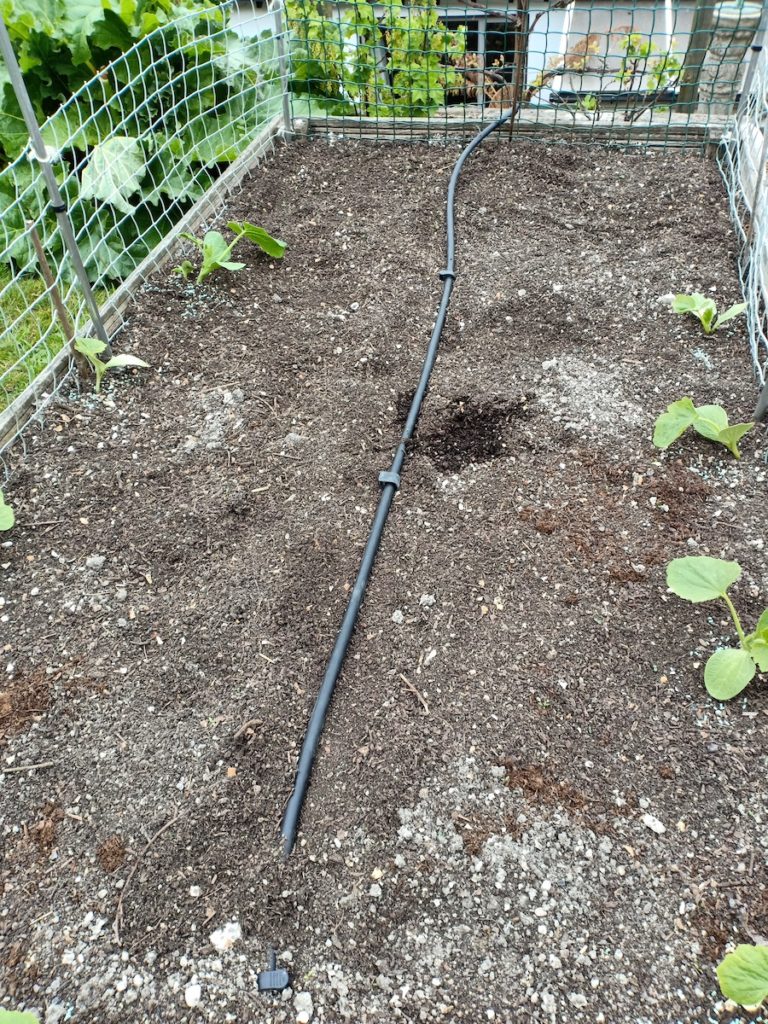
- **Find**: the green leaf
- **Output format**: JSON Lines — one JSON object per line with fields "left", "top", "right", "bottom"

{"left": 671, "top": 292, "right": 711, "bottom": 314}
{"left": 227, "top": 220, "right": 287, "bottom": 259}
{"left": 653, "top": 397, "right": 696, "bottom": 449}
{"left": 0, "top": 490, "right": 15, "bottom": 532}
{"left": 717, "top": 945, "right": 768, "bottom": 1007}
{"left": 103, "top": 353, "right": 149, "bottom": 371}
{"left": 74, "top": 336, "right": 108, "bottom": 357}
{"left": 218, "top": 260, "right": 245, "bottom": 272}
{"left": 0, "top": 1010, "right": 40, "bottom": 1024}
{"left": 666, "top": 555, "right": 742, "bottom": 603}
{"left": 80, "top": 135, "right": 145, "bottom": 215}
{"left": 174, "top": 260, "right": 193, "bottom": 278}
{"left": 717, "top": 422, "right": 753, "bottom": 460}
{"left": 747, "top": 638, "right": 768, "bottom": 673}
{"left": 713, "top": 302, "right": 747, "bottom": 331}
{"left": 705, "top": 648, "right": 756, "bottom": 700}
{"left": 691, "top": 403, "right": 728, "bottom": 441}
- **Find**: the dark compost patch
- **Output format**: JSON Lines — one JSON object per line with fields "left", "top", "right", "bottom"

{"left": 1, "top": 139, "right": 767, "bottom": 1024}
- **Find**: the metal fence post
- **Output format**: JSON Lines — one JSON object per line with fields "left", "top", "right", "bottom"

{"left": 271, "top": 0, "right": 294, "bottom": 139}
{"left": 0, "top": 17, "right": 111, "bottom": 353}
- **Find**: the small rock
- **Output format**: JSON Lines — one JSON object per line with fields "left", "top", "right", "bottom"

{"left": 209, "top": 921, "right": 242, "bottom": 952}
{"left": 189, "top": 885, "right": 201, "bottom": 898}
{"left": 419, "top": 594, "right": 436, "bottom": 608}
{"left": 184, "top": 982, "right": 202, "bottom": 1008}
{"left": 86, "top": 554, "right": 105, "bottom": 570}
{"left": 294, "top": 990, "right": 313, "bottom": 1022}
{"left": 391, "top": 609, "right": 404, "bottom": 625}
{"left": 369, "top": 883, "right": 382, "bottom": 898}
{"left": 423, "top": 648, "right": 437, "bottom": 667}
{"left": 642, "top": 812, "right": 666, "bottom": 835}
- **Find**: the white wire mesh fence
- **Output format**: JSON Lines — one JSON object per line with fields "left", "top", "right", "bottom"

{"left": 719, "top": 29, "right": 768, "bottom": 391}
{"left": 0, "top": 0, "right": 288, "bottom": 469}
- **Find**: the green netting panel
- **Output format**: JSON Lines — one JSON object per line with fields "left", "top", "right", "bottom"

{"left": 286, "top": 0, "right": 761, "bottom": 148}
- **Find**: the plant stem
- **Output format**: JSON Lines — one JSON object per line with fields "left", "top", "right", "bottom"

{"left": 722, "top": 592, "right": 747, "bottom": 647}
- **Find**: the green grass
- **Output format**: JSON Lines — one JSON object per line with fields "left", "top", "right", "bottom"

{"left": 0, "top": 269, "right": 108, "bottom": 411}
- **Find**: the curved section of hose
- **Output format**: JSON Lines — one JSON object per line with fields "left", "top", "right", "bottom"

{"left": 280, "top": 102, "right": 519, "bottom": 858}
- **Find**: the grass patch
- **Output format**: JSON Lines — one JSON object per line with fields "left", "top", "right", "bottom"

{"left": 0, "top": 269, "right": 109, "bottom": 412}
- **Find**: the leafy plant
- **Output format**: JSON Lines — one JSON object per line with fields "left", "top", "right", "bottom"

{"left": 73, "top": 338, "right": 148, "bottom": 393}
{"left": 653, "top": 398, "right": 753, "bottom": 459}
{"left": 286, "top": 0, "right": 465, "bottom": 117}
{"left": 668, "top": 293, "right": 747, "bottom": 334}
{"left": 0, "top": 1011, "right": 40, "bottom": 1024}
{"left": 0, "top": 488, "right": 14, "bottom": 531}
{"left": 717, "top": 945, "right": 768, "bottom": 1008}
{"left": 666, "top": 556, "right": 768, "bottom": 700}
{"left": 180, "top": 221, "right": 286, "bottom": 284}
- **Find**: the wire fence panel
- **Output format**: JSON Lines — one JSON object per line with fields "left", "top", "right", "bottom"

{"left": 0, "top": 0, "right": 287, "bottom": 467}
{"left": 287, "top": 0, "right": 761, "bottom": 148}
{"left": 719, "top": 29, "right": 768, "bottom": 388}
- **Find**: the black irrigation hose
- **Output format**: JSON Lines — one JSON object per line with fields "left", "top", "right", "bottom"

{"left": 280, "top": 102, "right": 520, "bottom": 859}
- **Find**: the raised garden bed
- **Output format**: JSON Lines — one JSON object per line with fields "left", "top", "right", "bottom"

{"left": 1, "top": 139, "right": 767, "bottom": 1023}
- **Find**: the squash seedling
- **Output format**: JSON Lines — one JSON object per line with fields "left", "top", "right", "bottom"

{"left": 74, "top": 338, "right": 149, "bottom": 393}
{"left": 175, "top": 220, "right": 286, "bottom": 284}
{"left": 0, "top": 489, "right": 14, "bottom": 531}
{"left": 653, "top": 397, "right": 753, "bottom": 459}
{"left": 717, "top": 944, "right": 768, "bottom": 1010}
{"left": 664, "top": 292, "right": 746, "bottom": 334}
{"left": 666, "top": 556, "right": 768, "bottom": 700}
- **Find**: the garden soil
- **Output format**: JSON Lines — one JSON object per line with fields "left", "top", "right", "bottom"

{"left": 1, "top": 138, "right": 767, "bottom": 1024}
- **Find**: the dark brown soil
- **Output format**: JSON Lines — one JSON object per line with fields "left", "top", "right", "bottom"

{"left": 1, "top": 139, "right": 767, "bottom": 1024}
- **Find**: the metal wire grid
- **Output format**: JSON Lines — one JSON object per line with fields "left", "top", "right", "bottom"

{"left": 289, "top": 0, "right": 757, "bottom": 148}
{"left": 719, "top": 37, "right": 768, "bottom": 388}
{"left": 0, "top": 0, "right": 287, "bottom": 469}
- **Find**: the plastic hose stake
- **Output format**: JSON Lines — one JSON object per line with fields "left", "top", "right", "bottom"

{"left": 281, "top": 103, "right": 519, "bottom": 858}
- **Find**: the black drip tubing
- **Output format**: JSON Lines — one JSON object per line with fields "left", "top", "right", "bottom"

{"left": 280, "top": 102, "right": 520, "bottom": 858}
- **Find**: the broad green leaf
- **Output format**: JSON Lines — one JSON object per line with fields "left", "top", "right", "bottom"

{"left": 704, "top": 648, "right": 756, "bottom": 701}
{"left": 218, "top": 260, "right": 245, "bottom": 271}
{"left": 0, "top": 1010, "right": 40, "bottom": 1023}
{"left": 201, "top": 231, "right": 231, "bottom": 266}
{"left": 691, "top": 403, "right": 728, "bottom": 441}
{"left": 714, "top": 302, "right": 747, "bottom": 330}
{"left": 0, "top": 491, "right": 14, "bottom": 532}
{"left": 74, "top": 336, "right": 108, "bottom": 357}
{"left": 80, "top": 136, "right": 145, "bottom": 215}
{"left": 666, "top": 555, "right": 742, "bottom": 603}
{"left": 227, "top": 220, "right": 287, "bottom": 259}
{"left": 747, "top": 638, "right": 768, "bottom": 673}
{"left": 717, "top": 944, "right": 768, "bottom": 1007}
{"left": 103, "top": 353, "right": 149, "bottom": 370}
{"left": 652, "top": 397, "right": 696, "bottom": 449}
{"left": 754, "top": 609, "right": 768, "bottom": 636}
{"left": 671, "top": 292, "right": 712, "bottom": 314}
{"left": 717, "top": 422, "right": 753, "bottom": 460}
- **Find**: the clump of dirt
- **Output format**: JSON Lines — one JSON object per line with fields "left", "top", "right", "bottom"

{"left": 0, "top": 669, "right": 50, "bottom": 741}
{"left": 417, "top": 392, "right": 532, "bottom": 471}
{"left": 96, "top": 835, "right": 127, "bottom": 873}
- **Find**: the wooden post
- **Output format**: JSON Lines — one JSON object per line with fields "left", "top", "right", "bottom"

{"left": 26, "top": 221, "right": 90, "bottom": 381}
{"left": 678, "top": 0, "right": 714, "bottom": 111}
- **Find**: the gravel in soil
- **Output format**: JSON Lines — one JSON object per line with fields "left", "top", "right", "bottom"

{"left": 1, "top": 139, "right": 767, "bottom": 1024}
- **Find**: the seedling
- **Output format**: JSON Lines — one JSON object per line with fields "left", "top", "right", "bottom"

{"left": 717, "top": 945, "right": 768, "bottom": 1009}
{"left": 666, "top": 555, "right": 768, "bottom": 700}
{"left": 653, "top": 398, "right": 753, "bottom": 459}
{"left": 73, "top": 338, "right": 149, "bottom": 393}
{"left": 0, "top": 489, "right": 14, "bottom": 531}
{"left": 666, "top": 292, "right": 746, "bottom": 334}
{"left": 177, "top": 221, "right": 286, "bottom": 284}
